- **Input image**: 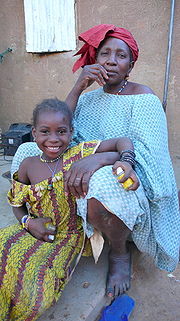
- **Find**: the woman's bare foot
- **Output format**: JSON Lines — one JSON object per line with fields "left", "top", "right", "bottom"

{"left": 106, "top": 250, "right": 131, "bottom": 297}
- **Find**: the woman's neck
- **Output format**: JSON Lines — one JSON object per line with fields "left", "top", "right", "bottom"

{"left": 103, "top": 80, "right": 127, "bottom": 95}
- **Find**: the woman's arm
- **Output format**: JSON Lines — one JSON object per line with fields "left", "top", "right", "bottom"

{"left": 64, "top": 137, "right": 139, "bottom": 197}
{"left": 96, "top": 137, "right": 134, "bottom": 154}
{"left": 65, "top": 64, "right": 108, "bottom": 112}
{"left": 96, "top": 137, "right": 139, "bottom": 190}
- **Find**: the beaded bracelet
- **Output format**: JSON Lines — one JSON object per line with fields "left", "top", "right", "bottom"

{"left": 21, "top": 215, "right": 32, "bottom": 231}
{"left": 119, "top": 150, "right": 136, "bottom": 158}
{"left": 21, "top": 215, "right": 29, "bottom": 228}
{"left": 120, "top": 156, "right": 136, "bottom": 167}
{"left": 120, "top": 150, "right": 136, "bottom": 167}
{"left": 25, "top": 216, "right": 32, "bottom": 231}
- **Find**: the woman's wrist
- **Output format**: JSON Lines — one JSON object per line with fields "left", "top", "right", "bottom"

{"left": 65, "top": 86, "right": 83, "bottom": 112}
{"left": 119, "top": 150, "right": 136, "bottom": 167}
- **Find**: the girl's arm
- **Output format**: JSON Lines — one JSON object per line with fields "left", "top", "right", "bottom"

{"left": 13, "top": 205, "right": 29, "bottom": 224}
{"left": 12, "top": 159, "right": 56, "bottom": 242}
{"left": 12, "top": 158, "right": 31, "bottom": 224}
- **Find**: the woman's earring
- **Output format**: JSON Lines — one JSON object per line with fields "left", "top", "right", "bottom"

{"left": 33, "top": 137, "right": 36, "bottom": 142}
{"left": 125, "top": 75, "right": 129, "bottom": 80}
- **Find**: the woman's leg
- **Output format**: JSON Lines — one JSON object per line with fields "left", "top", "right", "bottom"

{"left": 88, "top": 198, "right": 131, "bottom": 297}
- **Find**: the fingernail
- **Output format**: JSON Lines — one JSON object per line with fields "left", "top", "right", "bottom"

{"left": 48, "top": 235, "right": 54, "bottom": 241}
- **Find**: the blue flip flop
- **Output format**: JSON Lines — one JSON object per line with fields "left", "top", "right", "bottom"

{"left": 99, "top": 294, "right": 135, "bottom": 321}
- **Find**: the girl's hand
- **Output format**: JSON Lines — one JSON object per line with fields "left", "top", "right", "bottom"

{"left": 75, "top": 64, "right": 109, "bottom": 91}
{"left": 27, "top": 217, "right": 56, "bottom": 243}
{"left": 112, "top": 161, "right": 140, "bottom": 191}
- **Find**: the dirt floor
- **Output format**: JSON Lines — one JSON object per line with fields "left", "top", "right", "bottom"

{"left": 0, "top": 156, "right": 180, "bottom": 321}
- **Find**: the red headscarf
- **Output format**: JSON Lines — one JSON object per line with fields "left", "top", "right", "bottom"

{"left": 72, "top": 24, "right": 139, "bottom": 72}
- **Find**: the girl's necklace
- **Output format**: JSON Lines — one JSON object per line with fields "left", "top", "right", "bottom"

{"left": 40, "top": 153, "right": 62, "bottom": 163}
{"left": 41, "top": 158, "right": 60, "bottom": 190}
{"left": 40, "top": 148, "right": 68, "bottom": 163}
{"left": 116, "top": 80, "right": 128, "bottom": 95}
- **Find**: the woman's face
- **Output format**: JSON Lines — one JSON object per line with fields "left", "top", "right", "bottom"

{"left": 96, "top": 37, "right": 133, "bottom": 86}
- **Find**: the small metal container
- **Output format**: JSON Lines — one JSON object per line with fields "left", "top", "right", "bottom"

{"left": 116, "top": 167, "right": 134, "bottom": 189}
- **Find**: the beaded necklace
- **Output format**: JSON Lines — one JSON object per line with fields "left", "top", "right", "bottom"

{"left": 40, "top": 157, "right": 60, "bottom": 190}
{"left": 116, "top": 80, "right": 128, "bottom": 95}
{"left": 40, "top": 153, "right": 62, "bottom": 163}
{"left": 39, "top": 147, "right": 68, "bottom": 163}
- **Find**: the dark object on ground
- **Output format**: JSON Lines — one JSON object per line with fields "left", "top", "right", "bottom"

{"left": 99, "top": 294, "right": 135, "bottom": 321}
{"left": 2, "top": 171, "right": 11, "bottom": 183}
{"left": 1, "top": 123, "right": 32, "bottom": 156}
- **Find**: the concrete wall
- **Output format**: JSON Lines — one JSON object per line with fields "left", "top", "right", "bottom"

{"left": 0, "top": 0, "right": 179, "bottom": 157}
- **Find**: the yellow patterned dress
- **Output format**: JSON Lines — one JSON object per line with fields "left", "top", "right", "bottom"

{"left": 0, "top": 141, "right": 99, "bottom": 321}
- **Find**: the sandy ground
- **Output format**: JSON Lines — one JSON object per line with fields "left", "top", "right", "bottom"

{"left": 0, "top": 156, "right": 180, "bottom": 321}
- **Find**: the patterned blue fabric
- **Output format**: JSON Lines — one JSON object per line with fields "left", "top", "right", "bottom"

{"left": 11, "top": 89, "right": 180, "bottom": 272}
{"left": 11, "top": 142, "right": 41, "bottom": 175}
{"left": 74, "top": 89, "right": 180, "bottom": 272}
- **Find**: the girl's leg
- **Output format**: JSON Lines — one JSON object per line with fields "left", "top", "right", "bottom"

{"left": 88, "top": 197, "right": 131, "bottom": 297}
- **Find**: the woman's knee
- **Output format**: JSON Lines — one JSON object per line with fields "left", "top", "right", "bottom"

{"left": 87, "top": 198, "right": 106, "bottom": 225}
{"left": 87, "top": 198, "right": 116, "bottom": 229}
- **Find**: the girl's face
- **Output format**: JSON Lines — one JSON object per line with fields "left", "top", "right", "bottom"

{"left": 32, "top": 111, "right": 73, "bottom": 161}
{"left": 96, "top": 37, "right": 133, "bottom": 86}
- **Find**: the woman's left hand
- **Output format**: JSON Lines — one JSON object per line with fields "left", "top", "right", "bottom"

{"left": 64, "top": 157, "right": 99, "bottom": 198}
{"left": 64, "top": 154, "right": 110, "bottom": 198}
{"left": 112, "top": 161, "right": 139, "bottom": 190}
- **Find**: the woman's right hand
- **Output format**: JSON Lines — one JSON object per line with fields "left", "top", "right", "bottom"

{"left": 27, "top": 217, "right": 56, "bottom": 243}
{"left": 66, "top": 64, "right": 109, "bottom": 112}
{"left": 75, "top": 64, "right": 109, "bottom": 92}
{"left": 112, "top": 161, "right": 140, "bottom": 190}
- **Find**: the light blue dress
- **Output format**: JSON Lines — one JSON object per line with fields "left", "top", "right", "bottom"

{"left": 11, "top": 88, "right": 180, "bottom": 272}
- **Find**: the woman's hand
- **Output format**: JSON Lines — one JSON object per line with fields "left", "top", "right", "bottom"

{"left": 27, "top": 217, "right": 56, "bottom": 243}
{"left": 75, "top": 64, "right": 109, "bottom": 91}
{"left": 112, "top": 161, "right": 139, "bottom": 191}
{"left": 64, "top": 154, "right": 107, "bottom": 198}
{"left": 66, "top": 64, "right": 109, "bottom": 112}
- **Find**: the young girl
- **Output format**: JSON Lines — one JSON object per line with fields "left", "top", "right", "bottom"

{"left": 0, "top": 98, "right": 138, "bottom": 321}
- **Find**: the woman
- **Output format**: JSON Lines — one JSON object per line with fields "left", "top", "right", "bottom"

{"left": 11, "top": 25, "right": 180, "bottom": 298}
{"left": 64, "top": 24, "right": 180, "bottom": 297}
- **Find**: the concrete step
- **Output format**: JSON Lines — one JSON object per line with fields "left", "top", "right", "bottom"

{"left": 37, "top": 247, "right": 109, "bottom": 321}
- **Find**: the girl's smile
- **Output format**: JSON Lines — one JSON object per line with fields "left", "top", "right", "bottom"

{"left": 32, "top": 111, "right": 73, "bottom": 161}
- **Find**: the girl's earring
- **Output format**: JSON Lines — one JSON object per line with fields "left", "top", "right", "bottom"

{"left": 33, "top": 137, "right": 36, "bottom": 142}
